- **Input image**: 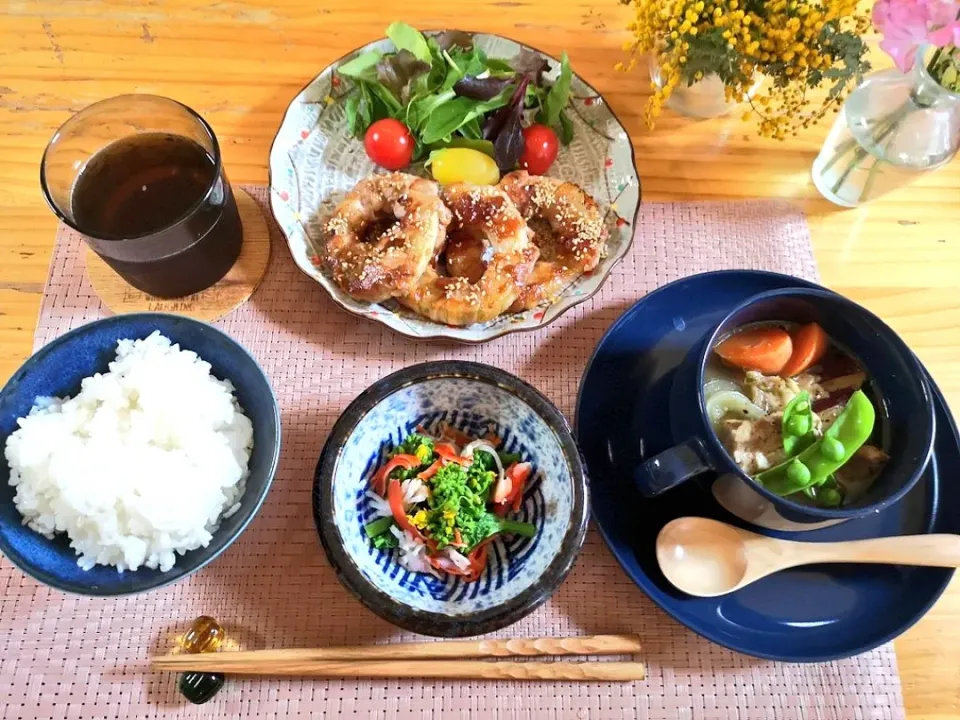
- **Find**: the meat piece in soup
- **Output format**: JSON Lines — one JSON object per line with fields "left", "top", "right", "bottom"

{"left": 743, "top": 370, "right": 827, "bottom": 413}
{"left": 715, "top": 415, "right": 787, "bottom": 474}
{"left": 834, "top": 445, "right": 890, "bottom": 502}
{"left": 705, "top": 321, "right": 888, "bottom": 508}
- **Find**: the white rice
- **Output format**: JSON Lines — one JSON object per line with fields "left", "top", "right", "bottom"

{"left": 4, "top": 331, "right": 254, "bottom": 573}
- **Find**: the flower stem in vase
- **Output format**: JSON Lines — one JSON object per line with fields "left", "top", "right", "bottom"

{"left": 827, "top": 109, "right": 906, "bottom": 198}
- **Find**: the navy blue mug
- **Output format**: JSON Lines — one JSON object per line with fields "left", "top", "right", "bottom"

{"left": 634, "top": 287, "right": 936, "bottom": 531}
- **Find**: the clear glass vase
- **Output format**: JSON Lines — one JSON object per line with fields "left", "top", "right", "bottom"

{"left": 812, "top": 47, "right": 960, "bottom": 207}
{"left": 649, "top": 64, "right": 762, "bottom": 119}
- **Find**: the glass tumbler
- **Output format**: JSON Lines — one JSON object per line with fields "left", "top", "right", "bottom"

{"left": 40, "top": 94, "right": 243, "bottom": 298}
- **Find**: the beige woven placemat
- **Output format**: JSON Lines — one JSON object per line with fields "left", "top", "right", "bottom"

{"left": 0, "top": 186, "right": 904, "bottom": 720}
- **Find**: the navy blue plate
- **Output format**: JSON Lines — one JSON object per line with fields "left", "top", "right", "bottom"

{"left": 575, "top": 270, "right": 959, "bottom": 662}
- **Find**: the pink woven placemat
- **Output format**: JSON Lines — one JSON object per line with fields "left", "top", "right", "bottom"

{"left": 0, "top": 186, "right": 904, "bottom": 720}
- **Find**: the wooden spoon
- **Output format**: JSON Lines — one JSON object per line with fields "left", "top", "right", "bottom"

{"left": 656, "top": 516, "right": 960, "bottom": 597}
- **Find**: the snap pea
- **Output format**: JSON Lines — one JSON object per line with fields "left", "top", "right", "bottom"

{"left": 781, "top": 391, "right": 817, "bottom": 456}
{"left": 755, "top": 390, "right": 876, "bottom": 497}
{"left": 803, "top": 478, "right": 844, "bottom": 507}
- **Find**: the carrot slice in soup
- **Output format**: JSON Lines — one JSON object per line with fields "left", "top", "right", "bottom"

{"left": 780, "top": 322, "right": 830, "bottom": 377}
{"left": 714, "top": 326, "right": 793, "bottom": 374}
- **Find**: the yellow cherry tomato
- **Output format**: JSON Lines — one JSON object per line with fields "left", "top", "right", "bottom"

{"left": 428, "top": 148, "right": 500, "bottom": 186}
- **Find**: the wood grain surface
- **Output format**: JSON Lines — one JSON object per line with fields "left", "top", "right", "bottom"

{"left": 0, "top": 1, "right": 958, "bottom": 716}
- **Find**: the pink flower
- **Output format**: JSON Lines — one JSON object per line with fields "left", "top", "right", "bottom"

{"left": 872, "top": 0, "right": 960, "bottom": 72}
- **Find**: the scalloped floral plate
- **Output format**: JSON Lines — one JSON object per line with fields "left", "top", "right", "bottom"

{"left": 268, "top": 31, "right": 641, "bottom": 343}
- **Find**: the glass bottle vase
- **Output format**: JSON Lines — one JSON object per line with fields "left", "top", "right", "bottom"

{"left": 812, "top": 47, "right": 960, "bottom": 208}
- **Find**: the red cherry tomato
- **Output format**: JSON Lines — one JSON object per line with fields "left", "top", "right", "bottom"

{"left": 519, "top": 124, "right": 559, "bottom": 175}
{"left": 364, "top": 119, "right": 414, "bottom": 170}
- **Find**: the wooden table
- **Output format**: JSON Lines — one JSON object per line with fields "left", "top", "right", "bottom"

{"left": 2, "top": 1, "right": 959, "bottom": 716}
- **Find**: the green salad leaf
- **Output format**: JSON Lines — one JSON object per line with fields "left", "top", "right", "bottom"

{"left": 484, "top": 57, "right": 515, "bottom": 74}
{"left": 558, "top": 109, "right": 574, "bottom": 146}
{"left": 427, "top": 137, "right": 496, "bottom": 157}
{"left": 367, "top": 81, "right": 403, "bottom": 115}
{"left": 433, "top": 30, "right": 473, "bottom": 52}
{"left": 543, "top": 51, "right": 572, "bottom": 128}
{"left": 406, "top": 88, "right": 456, "bottom": 130}
{"left": 336, "top": 23, "right": 578, "bottom": 171}
{"left": 337, "top": 51, "right": 382, "bottom": 80}
{"left": 386, "top": 21, "right": 431, "bottom": 63}
{"left": 344, "top": 91, "right": 362, "bottom": 137}
{"left": 420, "top": 91, "right": 512, "bottom": 145}
{"left": 376, "top": 50, "right": 431, "bottom": 103}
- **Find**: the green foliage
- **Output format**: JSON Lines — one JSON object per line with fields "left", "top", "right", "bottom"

{"left": 930, "top": 48, "right": 960, "bottom": 92}
{"left": 817, "top": 23, "right": 871, "bottom": 100}
{"left": 680, "top": 26, "right": 746, "bottom": 87}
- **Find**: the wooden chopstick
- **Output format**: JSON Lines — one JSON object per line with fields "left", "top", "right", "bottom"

{"left": 150, "top": 634, "right": 644, "bottom": 681}
{"left": 150, "top": 658, "right": 646, "bottom": 681}
{"left": 152, "top": 633, "right": 640, "bottom": 667}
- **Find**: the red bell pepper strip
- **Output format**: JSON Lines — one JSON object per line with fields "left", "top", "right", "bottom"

{"left": 387, "top": 478, "right": 425, "bottom": 542}
{"left": 492, "top": 462, "right": 532, "bottom": 514}
{"left": 435, "top": 443, "right": 470, "bottom": 466}
{"left": 464, "top": 536, "right": 496, "bottom": 581}
{"left": 417, "top": 460, "right": 443, "bottom": 480}
{"left": 371, "top": 454, "right": 420, "bottom": 496}
{"left": 507, "top": 462, "right": 532, "bottom": 512}
{"left": 440, "top": 422, "right": 474, "bottom": 447}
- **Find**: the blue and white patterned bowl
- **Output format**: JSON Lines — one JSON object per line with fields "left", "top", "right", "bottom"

{"left": 313, "top": 361, "right": 588, "bottom": 636}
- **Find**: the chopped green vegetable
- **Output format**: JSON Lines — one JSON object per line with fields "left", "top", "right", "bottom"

{"left": 393, "top": 433, "right": 435, "bottom": 457}
{"left": 372, "top": 532, "right": 399, "bottom": 550}
{"left": 465, "top": 513, "right": 502, "bottom": 548}
{"left": 470, "top": 450, "right": 496, "bottom": 473}
{"left": 364, "top": 516, "right": 394, "bottom": 538}
{"left": 497, "top": 451, "right": 522, "bottom": 467}
{"left": 497, "top": 518, "right": 537, "bottom": 537}
{"left": 422, "top": 461, "right": 500, "bottom": 549}
{"left": 467, "top": 461, "right": 496, "bottom": 498}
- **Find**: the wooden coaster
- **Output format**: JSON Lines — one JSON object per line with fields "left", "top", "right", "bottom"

{"left": 84, "top": 187, "right": 271, "bottom": 322}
